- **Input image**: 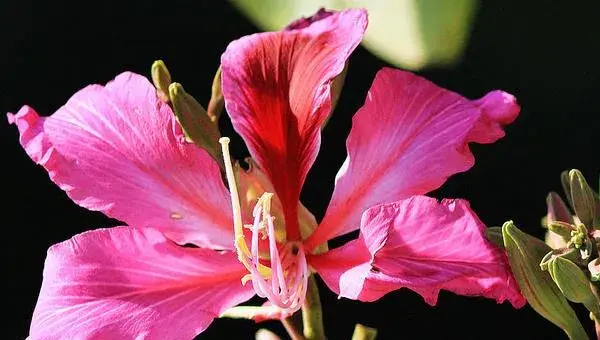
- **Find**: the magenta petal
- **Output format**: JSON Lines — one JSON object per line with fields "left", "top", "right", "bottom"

{"left": 29, "top": 227, "right": 254, "bottom": 340}
{"left": 306, "top": 68, "right": 520, "bottom": 248}
{"left": 8, "top": 73, "right": 234, "bottom": 248}
{"left": 310, "top": 196, "right": 525, "bottom": 307}
{"left": 221, "top": 9, "right": 367, "bottom": 240}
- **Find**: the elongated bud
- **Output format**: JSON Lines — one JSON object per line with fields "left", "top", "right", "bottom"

{"left": 501, "top": 221, "right": 588, "bottom": 339}
{"left": 561, "top": 170, "right": 573, "bottom": 209}
{"left": 151, "top": 60, "right": 172, "bottom": 103}
{"left": 351, "top": 324, "right": 377, "bottom": 340}
{"left": 569, "top": 169, "right": 596, "bottom": 228}
{"left": 485, "top": 226, "right": 504, "bottom": 248}
{"left": 547, "top": 191, "right": 573, "bottom": 225}
{"left": 169, "top": 83, "right": 222, "bottom": 162}
{"left": 549, "top": 256, "right": 600, "bottom": 319}
{"left": 207, "top": 67, "right": 224, "bottom": 123}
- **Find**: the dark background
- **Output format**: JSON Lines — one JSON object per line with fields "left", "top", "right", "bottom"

{"left": 2, "top": 1, "right": 599, "bottom": 339}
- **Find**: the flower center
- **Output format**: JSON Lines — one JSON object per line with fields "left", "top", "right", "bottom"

{"left": 219, "top": 137, "right": 308, "bottom": 312}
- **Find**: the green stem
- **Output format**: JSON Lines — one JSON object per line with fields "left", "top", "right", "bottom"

{"left": 301, "top": 275, "right": 326, "bottom": 340}
{"left": 282, "top": 316, "right": 306, "bottom": 340}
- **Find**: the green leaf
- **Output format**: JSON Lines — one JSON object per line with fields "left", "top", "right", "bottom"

{"left": 502, "top": 221, "right": 588, "bottom": 339}
{"left": 229, "top": 0, "right": 478, "bottom": 70}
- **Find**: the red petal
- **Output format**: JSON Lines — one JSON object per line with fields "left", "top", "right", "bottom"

{"left": 29, "top": 227, "right": 254, "bottom": 339}
{"left": 310, "top": 196, "right": 525, "bottom": 307}
{"left": 8, "top": 73, "right": 234, "bottom": 248}
{"left": 221, "top": 9, "right": 367, "bottom": 240}
{"left": 306, "top": 68, "right": 519, "bottom": 249}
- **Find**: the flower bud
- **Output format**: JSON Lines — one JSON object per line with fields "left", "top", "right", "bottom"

{"left": 485, "top": 226, "right": 504, "bottom": 249}
{"left": 547, "top": 221, "right": 574, "bottom": 242}
{"left": 501, "top": 221, "right": 587, "bottom": 339}
{"left": 151, "top": 60, "right": 172, "bottom": 103}
{"left": 351, "top": 324, "right": 377, "bottom": 340}
{"left": 548, "top": 256, "right": 600, "bottom": 319}
{"left": 569, "top": 169, "right": 597, "bottom": 228}
{"left": 546, "top": 191, "right": 573, "bottom": 225}
{"left": 207, "top": 67, "right": 224, "bottom": 123}
{"left": 169, "top": 83, "right": 222, "bottom": 162}
{"left": 540, "top": 247, "right": 580, "bottom": 271}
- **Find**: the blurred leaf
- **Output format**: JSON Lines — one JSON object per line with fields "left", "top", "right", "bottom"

{"left": 230, "top": 0, "right": 478, "bottom": 70}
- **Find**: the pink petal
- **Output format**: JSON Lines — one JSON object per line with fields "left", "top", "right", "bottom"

{"left": 8, "top": 73, "right": 234, "bottom": 248}
{"left": 310, "top": 196, "right": 525, "bottom": 307}
{"left": 305, "top": 68, "right": 520, "bottom": 248}
{"left": 29, "top": 226, "right": 254, "bottom": 340}
{"left": 221, "top": 9, "right": 367, "bottom": 240}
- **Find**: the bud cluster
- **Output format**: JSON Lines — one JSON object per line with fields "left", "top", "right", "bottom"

{"left": 488, "top": 169, "right": 600, "bottom": 339}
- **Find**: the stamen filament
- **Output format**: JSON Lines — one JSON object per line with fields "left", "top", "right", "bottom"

{"left": 220, "top": 137, "right": 308, "bottom": 313}
{"left": 219, "top": 137, "right": 251, "bottom": 261}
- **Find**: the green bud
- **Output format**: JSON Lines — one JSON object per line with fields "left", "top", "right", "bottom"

{"left": 547, "top": 221, "right": 575, "bottom": 242}
{"left": 569, "top": 169, "right": 597, "bottom": 228}
{"left": 169, "top": 83, "right": 222, "bottom": 163}
{"left": 351, "top": 324, "right": 377, "bottom": 340}
{"left": 502, "top": 221, "right": 588, "bottom": 339}
{"left": 561, "top": 170, "right": 573, "bottom": 209}
{"left": 549, "top": 256, "right": 600, "bottom": 319}
{"left": 207, "top": 67, "right": 224, "bottom": 123}
{"left": 540, "top": 247, "right": 580, "bottom": 271}
{"left": 151, "top": 60, "right": 172, "bottom": 103}
{"left": 485, "top": 226, "right": 504, "bottom": 249}
{"left": 546, "top": 191, "right": 573, "bottom": 225}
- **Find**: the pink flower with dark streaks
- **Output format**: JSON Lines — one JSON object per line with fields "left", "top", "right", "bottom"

{"left": 9, "top": 8, "right": 524, "bottom": 340}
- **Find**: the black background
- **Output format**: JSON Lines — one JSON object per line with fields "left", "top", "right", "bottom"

{"left": 2, "top": 1, "right": 599, "bottom": 339}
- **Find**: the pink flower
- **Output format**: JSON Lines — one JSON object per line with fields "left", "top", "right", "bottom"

{"left": 9, "top": 8, "right": 525, "bottom": 340}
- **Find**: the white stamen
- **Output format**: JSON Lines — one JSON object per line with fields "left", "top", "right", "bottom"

{"left": 220, "top": 137, "right": 308, "bottom": 312}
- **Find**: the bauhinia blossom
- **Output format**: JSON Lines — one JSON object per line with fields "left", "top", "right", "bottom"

{"left": 10, "top": 8, "right": 525, "bottom": 340}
